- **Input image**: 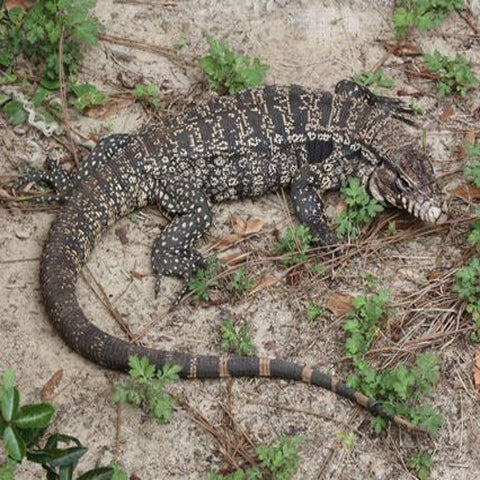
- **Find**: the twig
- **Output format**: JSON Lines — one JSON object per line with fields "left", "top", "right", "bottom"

{"left": 58, "top": 27, "right": 79, "bottom": 168}
{"left": 81, "top": 266, "right": 135, "bottom": 340}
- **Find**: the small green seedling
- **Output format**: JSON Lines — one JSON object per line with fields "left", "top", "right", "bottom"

{"left": 220, "top": 318, "right": 256, "bottom": 355}
{"left": 408, "top": 451, "right": 433, "bottom": 480}
{"left": 336, "top": 177, "right": 384, "bottom": 239}
{"left": 207, "top": 435, "right": 303, "bottom": 480}
{"left": 70, "top": 82, "right": 108, "bottom": 112}
{"left": 0, "top": 369, "right": 127, "bottom": 479}
{"left": 229, "top": 268, "right": 254, "bottom": 294}
{"left": 424, "top": 50, "right": 479, "bottom": 97}
{"left": 361, "top": 271, "right": 378, "bottom": 291}
{"left": 343, "top": 290, "right": 443, "bottom": 434}
{"left": 274, "top": 225, "right": 313, "bottom": 267}
{"left": 187, "top": 255, "right": 220, "bottom": 302}
{"left": 453, "top": 258, "right": 480, "bottom": 342}
{"left": 409, "top": 98, "right": 423, "bottom": 116}
{"left": 394, "top": 0, "right": 464, "bottom": 36}
{"left": 306, "top": 301, "right": 324, "bottom": 323}
{"left": 464, "top": 142, "right": 480, "bottom": 188}
{"left": 133, "top": 83, "right": 160, "bottom": 106}
{"left": 112, "top": 355, "right": 181, "bottom": 423}
{"left": 387, "top": 220, "right": 397, "bottom": 235}
{"left": 354, "top": 69, "right": 395, "bottom": 92}
{"left": 199, "top": 38, "right": 269, "bottom": 95}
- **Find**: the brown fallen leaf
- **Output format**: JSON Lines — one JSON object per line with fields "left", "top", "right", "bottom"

{"left": 325, "top": 292, "right": 354, "bottom": 315}
{"left": 249, "top": 273, "right": 282, "bottom": 296}
{"left": 474, "top": 351, "right": 480, "bottom": 392}
{"left": 213, "top": 233, "right": 242, "bottom": 252}
{"left": 231, "top": 213, "right": 247, "bottom": 235}
{"left": 451, "top": 184, "right": 480, "bottom": 202}
{"left": 244, "top": 217, "right": 265, "bottom": 235}
{"left": 83, "top": 96, "right": 135, "bottom": 119}
{"left": 456, "top": 130, "right": 476, "bottom": 160}
{"left": 131, "top": 271, "right": 145, "bottom": 280}
{"left": 438, "top": 105, "right": 454, "bottom": 123}
{"left": 115, "top": 226, "right": 130, "bottom": 245}
{"left": 214, "top": 215, "right": 265, "bottom": 251}
{"left": 384, "top": 41, "right": 422, "bottom": 57}
{"left": 41, "top": 369, "right": 64, "bottom": 401}
{"left": 6, "top": 0, "right": 35, "bottom": 9}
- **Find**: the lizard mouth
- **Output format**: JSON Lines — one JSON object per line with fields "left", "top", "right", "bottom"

{"left": 401, "top": 197, "right": 447, "bottom": 224}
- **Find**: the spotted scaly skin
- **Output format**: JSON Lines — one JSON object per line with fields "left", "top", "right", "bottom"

{"left": 33, "top": 80, "right": 445, "bottom": 434}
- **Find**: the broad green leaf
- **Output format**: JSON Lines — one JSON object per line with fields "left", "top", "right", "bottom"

{"left": 1, "top": 387, "right": 19, "bottom": 422}
{"left": 16, "top": 403, "right": 55, "bottom": 429}
{"left": 3, "top": 425, "right": 26, "bottom": 461}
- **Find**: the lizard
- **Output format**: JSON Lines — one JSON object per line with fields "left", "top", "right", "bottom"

{"left": 15, "top": 79, "right": 446, "bottom": 433}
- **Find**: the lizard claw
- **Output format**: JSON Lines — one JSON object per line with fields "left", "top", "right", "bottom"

{"left": 154, "top": 275, "right": 163, "bottom": 299}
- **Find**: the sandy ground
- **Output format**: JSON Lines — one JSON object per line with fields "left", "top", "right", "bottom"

{"left": 1, "top": 0, "right": 480, "bottom": 478}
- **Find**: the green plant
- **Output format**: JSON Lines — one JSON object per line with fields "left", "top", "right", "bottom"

{"left": 342, "top": 291, "right": 443, "bottom": 434}
{"left": 112, "top": 355, "right": 181, "bottom": 423}
{"left": 306, "top": 301, "right": 324, "bottom": 323}
{"left": 387, "top": 220, "right": 397, "bottom": 235}
{"left": 220, "top": 318, "right": 256, "bottom": 355}
{"left": 394, "top": 0, "right": 464, "bottom": 36}
{"left": 408, "top": 451, "right": 433, "bottom": 480}
{"left": 199, "top": 38, "right": 269, "bottom": 95}
{"left": 424, "top": 50, "right": 479, "bottom": 97}
{"left": 274, "top": 225, "right": 313, "bottom": 266}
{"left": 361, "top": 271, "right": 378, "bottom": 290}
{"left": 336, "top": 177, "right": 384, "bottom": 239}
{"left": 70, "top": 82, "right": 108, "bottom": 111}
{"left": 464, "top": 142, "right": 480, "bottom": 188}
{"left": 0, "top": 95, "right": 27, "bottom": 126}
{"left": 409, "top": 98, "right": 423, "bottom": 116}
{"left": 0, "top": 369, "right": 127, "bottom": 479}
{"left": 207, "top": 436, "right": 303, "bottom": 480}
{"left": 230, "top": 268, "right": 254, "bottom": 294}
{"left": 187, "top": 255, "right": 220, "bottom": 302}
{"left": 453, "top": 258, "right": 480, "bottom": 342}
{"left": 354, "top": 69, "right": 395, "bottom": 92}
{"left": 0, "top": 1, "right": 102, "bottom": 84}
{"left": 133, "top": 83, "right": 160, "bottom": 106}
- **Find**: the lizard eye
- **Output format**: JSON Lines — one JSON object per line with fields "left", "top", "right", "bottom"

{"left": 395, "top": 177, "right": 411, "bottom": 192}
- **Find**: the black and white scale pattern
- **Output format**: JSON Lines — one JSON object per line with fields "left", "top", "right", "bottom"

{"left": 24, "top": 80, "right": 444, "bottom": 431}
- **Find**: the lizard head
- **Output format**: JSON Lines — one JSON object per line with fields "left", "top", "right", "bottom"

{"left": 368, "top": 145, "right": 447, "bottom": 224}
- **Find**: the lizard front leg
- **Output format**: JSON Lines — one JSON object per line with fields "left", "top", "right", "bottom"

{"left": 152, "top": 176, "right": 213, "bottom": 304}
{"left": 290, "top": 150, "right": 347, "bottom": 246}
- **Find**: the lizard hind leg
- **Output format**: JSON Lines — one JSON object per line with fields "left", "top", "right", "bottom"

{"left": 12, "top": 133, "right": 133, "bottom": 202}
{"left": 152, "top": 178, "right": 213, "bottom": 304}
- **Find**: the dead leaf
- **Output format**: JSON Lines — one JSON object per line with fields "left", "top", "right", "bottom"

{"left": 6, "top": 0, "right": 35, "bottom": 9}
{"left": 214, "top": 215, "right": 265, "bottom": 251}
{"left": 325, "top": 292, "right": 354, "bottom": 315}
{"left": 83, "top": 96, "right": 135, "bottom": 119}
{"left": 244, "top": 217, "right": 265, "bottom": 235}
{"left": 41, "top": 369, "right": 64, "bottom": 401}
{"left": 385, "top": 41, "right": 422, "bottom": 57}
{"left": 213, "top": 233, "right": 242, "bottom": 251}
{"left": 451, "top": 184, "right": 480, "bottom": 202}
{"left": 438, "top": 105, "right": 454, "bottom": 123}
{"left": 115, "top": 226, "right": 129, "bottom": 245}
{"left": 249, "top": 273, "right": 281, "bottom": 295}
{"left": 231, "top": 214, "right": 264, "bottom": 236}
{"left": 474, "top": 351, "right": 480, "bottom": 392}
{"left": 231, "top": 214, "right": 247, "bottom": 235}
